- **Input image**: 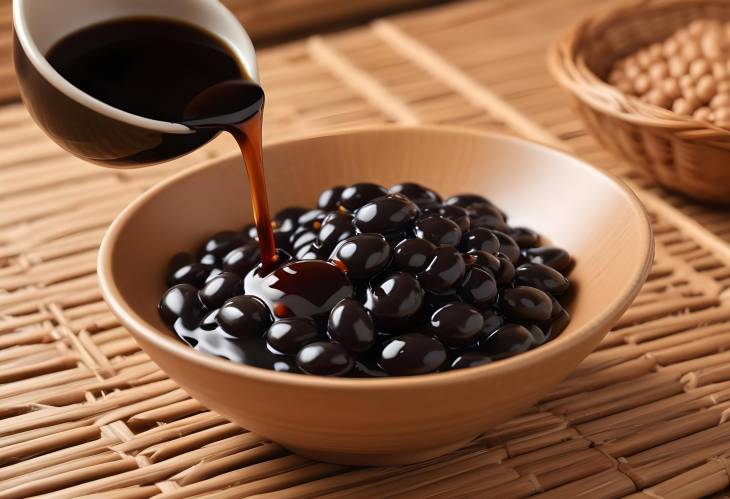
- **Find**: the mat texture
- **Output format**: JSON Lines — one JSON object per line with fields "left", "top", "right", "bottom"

{"left": 3, "top": 0, "right": 730, "bottom": 497}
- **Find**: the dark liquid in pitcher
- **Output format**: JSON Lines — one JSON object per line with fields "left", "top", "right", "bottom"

{"left": 47, "top": 18, "right": 277, "bottom": 267}
{"left": 47, "top": 18, "right": 243, "bottom": 123}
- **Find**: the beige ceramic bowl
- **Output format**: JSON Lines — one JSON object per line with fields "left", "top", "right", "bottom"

{"left": 98, "top": 126, "right": 653, "bottom": 466}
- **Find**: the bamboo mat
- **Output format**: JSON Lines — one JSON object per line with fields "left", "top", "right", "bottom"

{"left": 4, "top": 0, "right": 730, "bottom": 497}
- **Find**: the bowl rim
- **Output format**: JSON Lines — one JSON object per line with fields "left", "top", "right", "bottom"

{"left": 98, "top": 125, "right": 654, "bottom": 390}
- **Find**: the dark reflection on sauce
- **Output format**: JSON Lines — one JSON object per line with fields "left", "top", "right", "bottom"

{"left": 244, "top": 260, "right": 354, "bottom": 319}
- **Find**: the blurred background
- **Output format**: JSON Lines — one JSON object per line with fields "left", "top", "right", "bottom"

{"left": 0, "top": 0, "right": 450, "bottom": 104}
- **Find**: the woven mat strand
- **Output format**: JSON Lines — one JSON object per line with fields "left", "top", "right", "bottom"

{"left": 3, "top": 0, "right": 730, "bottom": 497}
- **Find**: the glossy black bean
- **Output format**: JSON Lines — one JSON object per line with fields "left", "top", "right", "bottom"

{"left": 382, "top": 230, "right": 411, "bottom": 247}
{"left": 451, "top": 352, "right": 492, "bottom": 370}
{"left": 467, "top": 202, "right": 509, "bottom": 232}
{"left": 291, "top": 230, "right": 318, "bottom": 253}
{"left": 523, "top": 246, "right": 573, "bottom": 274}
{"left": 340, "top": 183, "right": 388, "bottom": 211}
{"left": 159, "top": 284, "right": 204, "bottom": 329}
{"left": 461, "top": 228, "right": 500, "bottom": 254}
{"left": 492, "top": 231, "right": 521, "bottom": 263}
{"left": 423, "top": 289, "right": 461, "bottom": 314}
{"left": 445, "top": 194, "right": 490, "bottom": 208}
{"left": 199, "top": 272, "right": 243, "bottom": 309}
{"left": 318, "top": 186, "right": 345, "bottom": 211}
{"left": 222, "top": 240, "right": 260, "bottom": 277}
{"left": 413, "top": 215, "right": 462, "bottom": 247}
{"left": 316, "top": 213, "right": 356, "bottom": 258}
{"left": 365, "top": 272, "right": 423, "bottom": 328}
{"left": 515, "top": 263, "right": 569, "bottom": 296}
{"left": 354, "top": 195, "right": 418, "bottom": 234}
{"left": 528, "top": 324, "right": 548, "bottom": 345}
{"left": 295, "top": 244, "right": 319, "bottom": 260}
{"left": 539, "top": 308, "right": 571, "bottom": 340}
{"left": 479, "top": 323, "right": 533, "bottom": 358}
{"left": 509, "top": 227, "right": 540, "bottom": 249}
{"left": 379, "top": 334, "right": 447, "bottom": 375}
{"left": 327, "top": 298, "right": 376, "bottom": 352}
{"left": 266, "top": 317, "right": 320, "bottom": 354}
{"left": 205, "top": 268, "right": 222, "bottom": 283}
{"left": 167, "top": 262, "right": 210, "bottom": 288}
{"left": 297, "top": 209, "right": 327, "bottom": 229}
{"left": 244, "top": 224, "right": 258, "bottom": 240}
{"left": 425, "top": 204, "right": 469, "bottom": 232}
{"left": 331, "top": 234, "right": 392, "bottom": 280}
{"left": 464, "top": 249, "right": 500, "bottom": 275}
{"left": 494, "top": 253, "right": 516, "bottom": 286}
{"left": 418, "top": 246, "right": 466, "bottom": 292}
{"left": 480, "top": 309, "right": 505, "bottom": 338}
{"left": 288, "top": 225, "right": 309, "bottom": 244}
{"left": 296, "top": 342, "right": 354, "bottom": 376}
{"left": 320, "top": 211, "right": 339, "bottom": 225}
{"left": 201, "top": 231, "right": 246, "bottom": 259}
{"left": 458, "top": 266, "right": 498, "bottom": 308}
{"left": 549, "top": 295, "right": 564, "bottom": 319}
{"left": 388, "top": 182, "right": 441, "bottom": 209}
{"left": 167, "top": 251, "right": 195, "bottom": 278}
{"left": 501, "top": 286, "right": 553, "bottom": 322}
{"left": 217, "top": 295, "right": 272, "bottom": 338}
{"left": 199, "top": 253, "right": 217, "bottom": 266}
{"left": 429, "top": 303, "right": 484, "bottom": 346}
{"left": 274, "top": 207, "right": 308, "bottom": 234}
{"left": 393, "top": 238, "right": 436, "bottom": 273}
{"left": 222, "top": 246, "right": 261, "bottom": 277}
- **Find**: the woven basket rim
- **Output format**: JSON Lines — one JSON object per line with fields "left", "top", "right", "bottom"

{"left": 547, "top": 0, "right": 730, "bottom": 139}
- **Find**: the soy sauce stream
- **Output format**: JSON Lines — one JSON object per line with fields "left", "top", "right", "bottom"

{"left": 235, "top": 113, "right": 278, "bottom": 268}
{"left": 182, "top": 81, "right": 278, "bottom": 268}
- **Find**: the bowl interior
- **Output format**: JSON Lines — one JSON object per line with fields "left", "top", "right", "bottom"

{"left": 103, "top": 126, "right": 652, "bottom": 381}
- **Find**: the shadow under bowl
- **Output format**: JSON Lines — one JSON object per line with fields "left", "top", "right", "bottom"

{"left": 98, "top": 126, "right": 653, "bottom": 466}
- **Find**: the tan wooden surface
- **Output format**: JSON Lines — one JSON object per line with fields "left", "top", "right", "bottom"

{"left": 3, "top": 0, "right": 730, "bottom": 497}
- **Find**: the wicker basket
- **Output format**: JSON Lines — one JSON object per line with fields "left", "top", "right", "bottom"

{"left": 548, "top": 0, "right": 730, "bottom": 203}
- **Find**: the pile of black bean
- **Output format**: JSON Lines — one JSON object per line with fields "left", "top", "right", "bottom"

{"left": 159, "top": 182, "right": 573, "bottom": 377}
